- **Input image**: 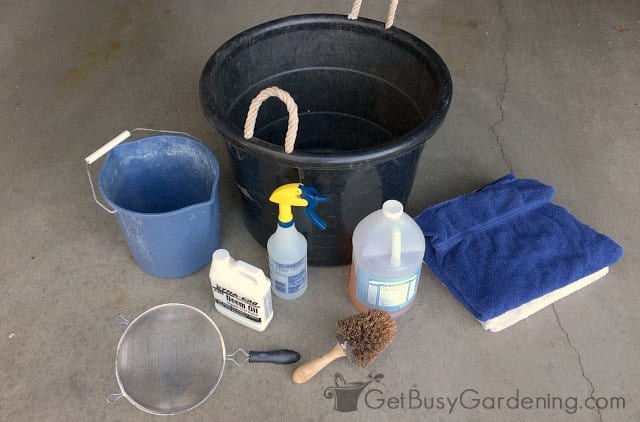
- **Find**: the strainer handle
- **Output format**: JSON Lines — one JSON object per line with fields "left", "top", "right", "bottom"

{"left": 114, "top": 313, "right": 130, "bottom": 326}
{"left": 249, "top": 349, "right": 301, "bottom": 364}
{"left": 106, "top": 392, "right": 123, "bottom": 404}
{"left": 227, "top": 348, "right": 301, "bottom": 366}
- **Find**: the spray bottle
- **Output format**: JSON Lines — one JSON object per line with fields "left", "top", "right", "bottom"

{"left": 268, "top": 183, "right": 328, "bottom": 300}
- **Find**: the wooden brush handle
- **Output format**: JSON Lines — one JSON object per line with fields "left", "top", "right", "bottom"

{"left": 292, "top": 343, "right": 347, "bottom": 384}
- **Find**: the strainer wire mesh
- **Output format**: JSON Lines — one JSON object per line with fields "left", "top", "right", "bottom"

{"left": 114, "top": 304, "right": 226, "bottom": 415}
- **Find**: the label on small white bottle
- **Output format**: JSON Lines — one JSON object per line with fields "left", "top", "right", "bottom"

{"left": 212, "top": 284, "right": 266, "bottom": 323}
{"left": 269, "top": 256, "right": 307, "bottom": 295}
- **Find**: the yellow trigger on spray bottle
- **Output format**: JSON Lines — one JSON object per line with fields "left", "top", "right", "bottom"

{"left": 268, "top": 183, "right": 328, "bottom": 300}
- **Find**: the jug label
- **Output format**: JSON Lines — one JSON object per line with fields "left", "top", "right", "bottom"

{"left": 356, "top": 267, "right": 421, "bottom": 311}
{"left": 269, "top": 256, "right": 307, "bottom": 295}
{"left": 213, "top": 284, "right": 263, "bottom": 323}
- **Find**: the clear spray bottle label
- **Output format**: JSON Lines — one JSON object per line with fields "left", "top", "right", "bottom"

{"left": 269, "top": 255, "right": 307, "bottom": 295}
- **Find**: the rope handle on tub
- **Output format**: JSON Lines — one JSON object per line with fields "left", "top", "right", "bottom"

{"left": 243, "top": 86, "right": 299, "bottom": 154}
{"left": 348, "top": 0, "right": 399, "bottom": 29}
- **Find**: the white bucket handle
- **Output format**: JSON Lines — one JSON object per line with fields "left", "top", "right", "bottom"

{"left": 84, "top": 128, "right": 198, "bottom": 214}
{"left": 348, "top": 0, "right": 399, "bottom": 29}
{"left": 85, "top": 130, "right": 131, "bottom": 214}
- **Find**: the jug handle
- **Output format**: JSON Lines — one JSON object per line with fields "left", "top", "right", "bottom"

{"left": 348, "top": 0, "right": 399, "bottom": 29}
{"left": 243, "top": 87, "right": 299, "bottom": 154}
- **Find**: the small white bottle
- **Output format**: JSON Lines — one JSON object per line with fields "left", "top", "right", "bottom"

{"left": 349, "top": 200, "right": 426, "bottom": 318}
{"left": 210, "top": 249, "right": 273, "bottom": 331}
{"left": 268, "top": 222, "right": 308, "bottom": 300}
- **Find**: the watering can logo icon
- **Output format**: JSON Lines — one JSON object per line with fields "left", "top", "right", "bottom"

{"left": 323, "top": 372, "right": 384, "bottom": 412}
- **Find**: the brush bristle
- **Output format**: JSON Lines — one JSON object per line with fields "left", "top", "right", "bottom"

{"left": 336, "top": 309, "right": 397, "bottom": 368}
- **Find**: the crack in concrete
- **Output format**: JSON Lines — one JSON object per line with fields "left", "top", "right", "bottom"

{"left": 553, "top": 304, "right": 603, "bottom": 422}
{"left": 490, "top": 0, "right": 513, "bottom": 172}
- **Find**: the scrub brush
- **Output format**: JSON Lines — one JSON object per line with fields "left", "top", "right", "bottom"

{"left": 292, "top": 309, "right": 397, "bottom": 384}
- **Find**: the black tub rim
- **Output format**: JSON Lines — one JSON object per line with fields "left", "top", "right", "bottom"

{"left": 200, "top": 13, "right": 452, "bottom": 169}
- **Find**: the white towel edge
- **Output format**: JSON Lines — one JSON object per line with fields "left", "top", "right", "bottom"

{"left": 481, "top": 267, "right": 610, "bottom": 332}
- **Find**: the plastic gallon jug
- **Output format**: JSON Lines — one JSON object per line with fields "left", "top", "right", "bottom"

{"left": 349, "top": 200, "right": 426, "bottom": 318}
{"left": 210, "top": 249, "right": 273, "bottom": 331}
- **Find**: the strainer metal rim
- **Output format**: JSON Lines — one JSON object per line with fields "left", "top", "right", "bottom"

{"left": 114, "top": 303, "right": 226, "bottom": 416}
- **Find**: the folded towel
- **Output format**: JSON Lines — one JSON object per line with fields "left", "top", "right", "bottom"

{"left": 415, "top": 173, "right": 623, "bottom": 331}
{"left": 481, "top": 267, "right": 609, "bottom": 332}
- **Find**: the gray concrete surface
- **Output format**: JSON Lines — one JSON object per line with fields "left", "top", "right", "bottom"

{"left": 1, "top": 0, "right": 638, "bottom": 421}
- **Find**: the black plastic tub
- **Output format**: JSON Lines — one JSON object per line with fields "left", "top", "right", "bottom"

{"left": 200, "top": 14, "right": 452, "bottom": 266}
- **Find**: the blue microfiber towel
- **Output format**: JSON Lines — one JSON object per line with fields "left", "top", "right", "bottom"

{"left": 415, "top": 173, "right": 623, "bottom": 330}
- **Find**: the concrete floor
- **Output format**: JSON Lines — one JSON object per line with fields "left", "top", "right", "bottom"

{"left": 1, "top": 0, "right": 638, "bottom": 421}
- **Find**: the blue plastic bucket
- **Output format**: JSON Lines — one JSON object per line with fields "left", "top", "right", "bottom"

{"left": 91, "top": 132, "right": 220, "bottom": 278}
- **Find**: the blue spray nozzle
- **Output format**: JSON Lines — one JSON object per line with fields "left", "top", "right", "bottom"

{"left": 300, "top": 185, "right": 328, "bottom": 231}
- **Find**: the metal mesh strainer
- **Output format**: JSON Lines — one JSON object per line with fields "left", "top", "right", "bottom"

{"left": 107, "top": 303, "right": 299, "bottom": 415}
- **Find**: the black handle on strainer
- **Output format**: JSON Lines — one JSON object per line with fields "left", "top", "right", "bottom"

{"left": 249, "top": 349, "right": 300, "bottom": 364}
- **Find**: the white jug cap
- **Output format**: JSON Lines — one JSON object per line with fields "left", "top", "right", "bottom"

{"left": 212, "top": 249, "right": 230, "bottom": 262}
{"left": 382, "top": 200, "right": 403, "bottom": 219}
